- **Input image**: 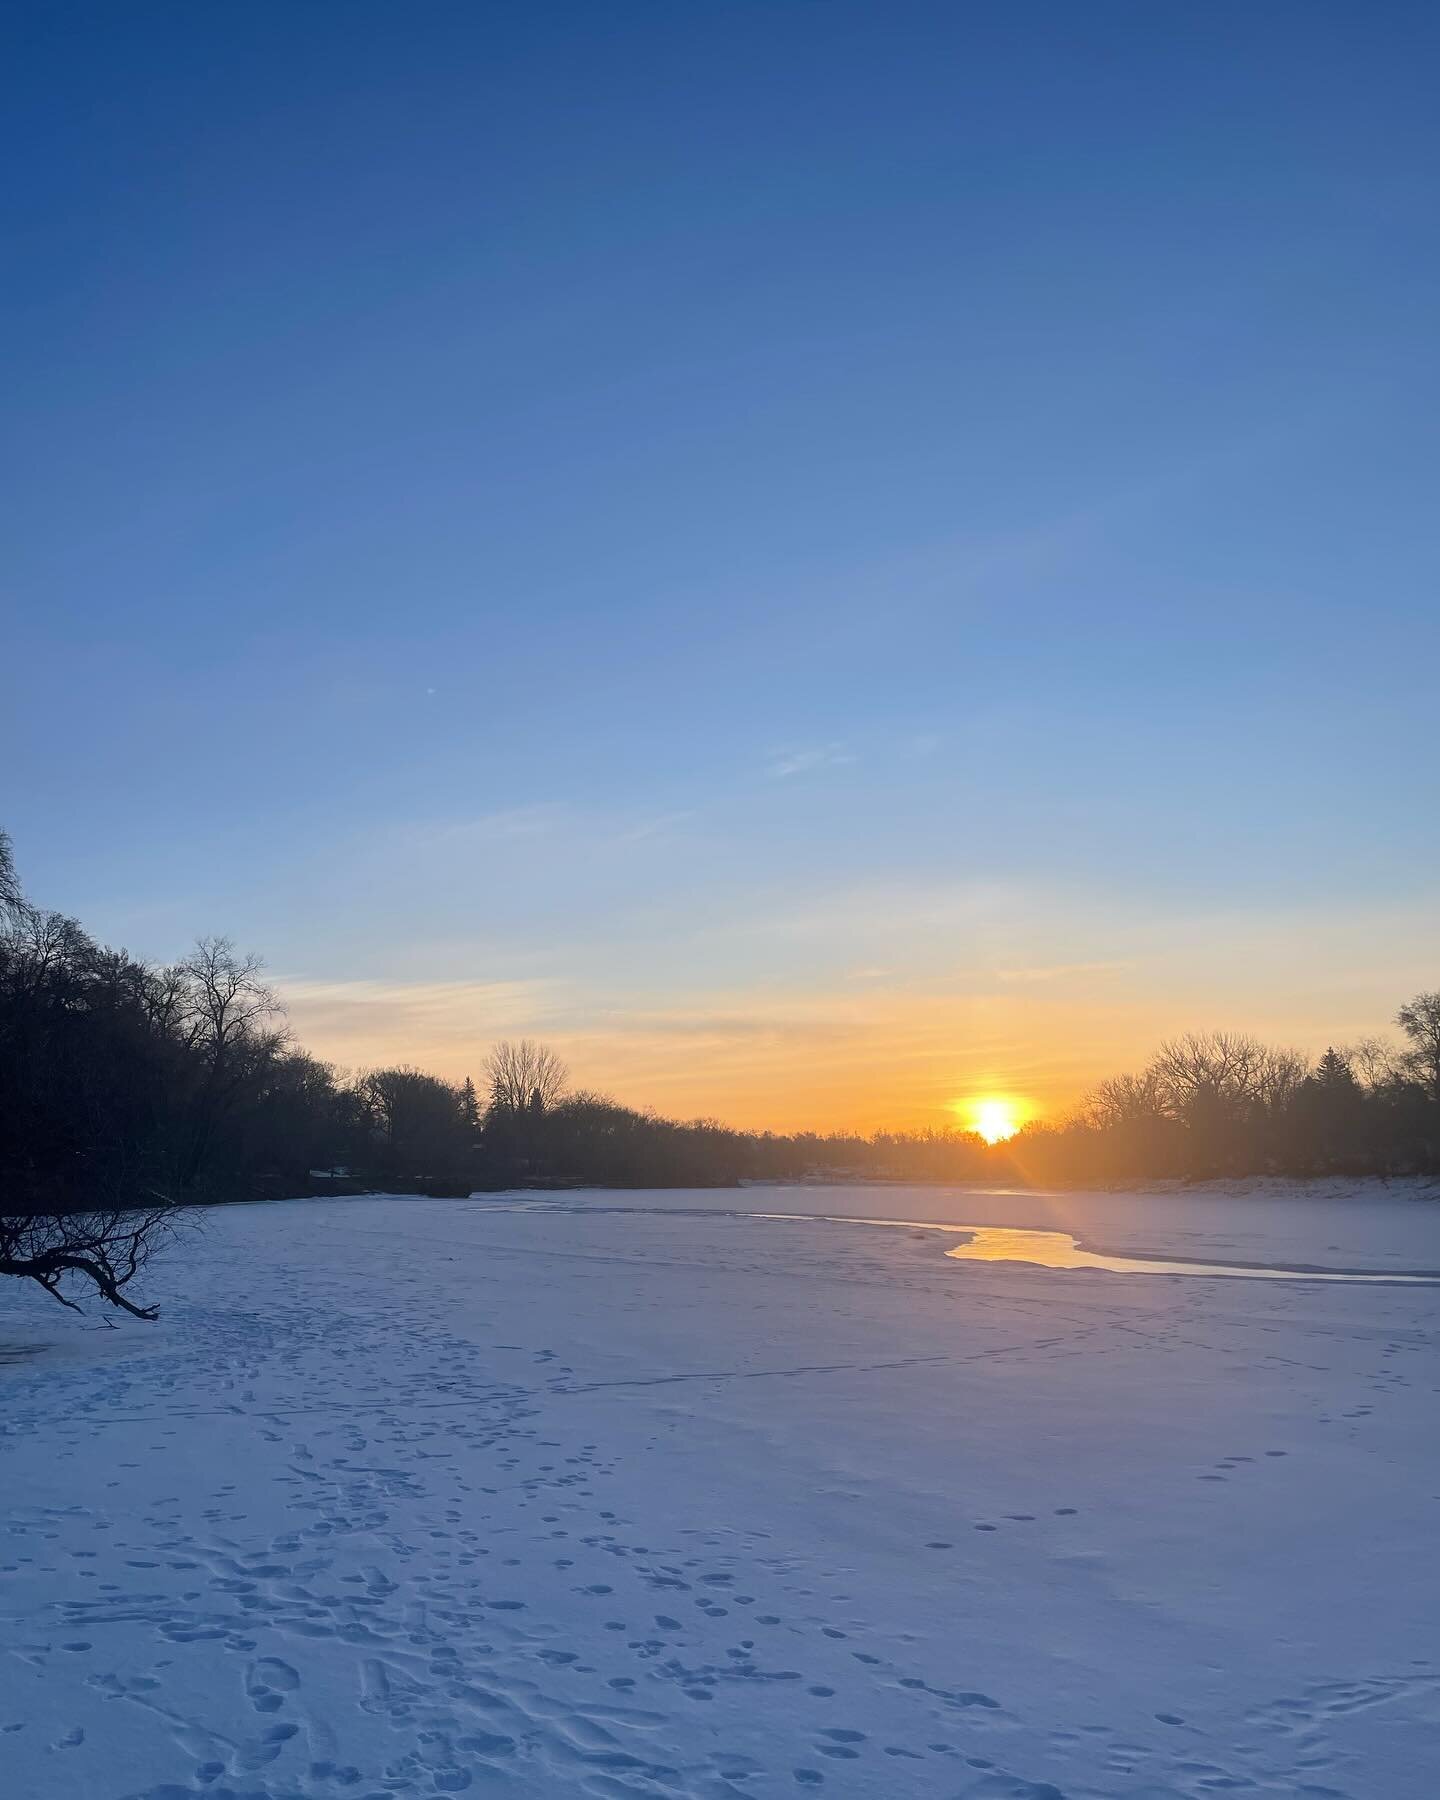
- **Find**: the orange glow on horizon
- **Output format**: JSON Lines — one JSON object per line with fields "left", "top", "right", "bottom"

{"left": 282, "top": 981, "right": 1095, "bottom": 1134}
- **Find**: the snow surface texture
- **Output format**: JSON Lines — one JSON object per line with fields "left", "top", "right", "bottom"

{"left": 2, "top": 1184, "right": 1438, "bottom": 1800}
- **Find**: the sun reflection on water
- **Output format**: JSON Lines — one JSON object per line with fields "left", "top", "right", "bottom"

{"left": 756, "top": 1214, "right": 1440, "bottom": 1284}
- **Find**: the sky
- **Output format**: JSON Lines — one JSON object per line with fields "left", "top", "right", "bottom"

{"left": 4, "top": 2, "right": 1438, "bottom": 1131}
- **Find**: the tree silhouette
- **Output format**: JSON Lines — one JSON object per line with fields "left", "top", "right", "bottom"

{"left": 0, "top": 1205, "right": 178, "bottom": 1319}
{"left": 0, "top": 830, "right": 26, "bottom": 922}
{"left": 1397, "top": 993, "right": 1440, "bottom": 1105}
{"left": 484, "top": 1040, "right": 568, "bottom": 1115}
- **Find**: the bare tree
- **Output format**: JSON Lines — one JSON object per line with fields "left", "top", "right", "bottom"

{"left": 141, "top": 960, "right": 193, "bottom": 1037}
{"left": 0, "top": 830, "right": 28, "bottom": 923}
{"left": 1340, "top": 1035, "right": 1407, "bottom": 1090}
{"left": 0, "top": 855, "right": 185, "bottom": 1320}
{"left": 176, "top": 937, "right": 284, "bottom": 1064}
{"left": 1251, "top": 1043, "right": 1310, "bottom": 1114}
{"left": 484, "top": 1039, "right": 569, "bottom": 1114}
{"left": 1080, "top": 1069, "right": 1165, "bottom": 1131}
{"left": 1151, "top": 1031, "right": 1306, "bottom": 1120}
{"left": 1397, "top": 992, "right": 1440, "bottom": 1104}
{"left": 0, "top": 1203, "right": 179, "bottom": 1320}
{"left": 172, "top": 938, "right": 286, "bottom": 1186}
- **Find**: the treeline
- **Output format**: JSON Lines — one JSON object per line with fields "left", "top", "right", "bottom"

{"left": 1012, "top": 1026, "right": 1440, "bottom": 1184}
{"left": 4, "top": 833, "right": 1440, "bottom": 1235}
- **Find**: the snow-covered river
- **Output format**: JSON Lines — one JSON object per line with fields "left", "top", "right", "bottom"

{"left": 2, "top": 1182, "right": 1438, "bottom": 1799}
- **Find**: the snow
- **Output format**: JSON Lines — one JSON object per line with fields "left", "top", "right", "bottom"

{"left": 2, "top": 1183, "right": 1439, "bottom": 1800}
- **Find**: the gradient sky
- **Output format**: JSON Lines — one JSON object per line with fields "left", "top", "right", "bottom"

{"left": 4, "top": 3, "right": 1438, "bottom": 1130}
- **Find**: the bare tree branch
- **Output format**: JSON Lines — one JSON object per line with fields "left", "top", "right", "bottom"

{"left": 0, "top": 1202, "right": 181, "bottom": 1320}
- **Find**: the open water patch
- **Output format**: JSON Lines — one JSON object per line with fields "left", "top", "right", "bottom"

{"left": 752, "top": 1214, "right": 1440, "bottom": 1283}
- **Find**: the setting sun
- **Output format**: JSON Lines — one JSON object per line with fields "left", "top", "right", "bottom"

{"left": 964, "top": 1098, "right": 1024, "bottom": 1144}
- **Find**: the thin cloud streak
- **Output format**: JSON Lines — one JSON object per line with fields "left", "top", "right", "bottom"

{"left": 615, "top": 810, "right": 698, "bottom": 844}
{"left": 280, "top": 975, "right": 560, "bottom": 1069}
{"left": 766, "top": 743, "right": 857, "bottom": 779}
{"left": 994, "top": 961, "right": 1133, "bottom": 983}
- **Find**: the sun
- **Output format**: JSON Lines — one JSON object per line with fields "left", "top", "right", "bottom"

{"left": 964, "top": 1098, "right": 1023, "bottom": 1144}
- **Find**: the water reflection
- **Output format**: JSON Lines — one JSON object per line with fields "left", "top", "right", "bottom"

{"left": 755, "top": 1215, "right": 1440, "bottom": 1284}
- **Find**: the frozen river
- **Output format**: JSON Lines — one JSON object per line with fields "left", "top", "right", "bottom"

{"left": 2, "top": 1183, "right": 1438, "bottom": 1798}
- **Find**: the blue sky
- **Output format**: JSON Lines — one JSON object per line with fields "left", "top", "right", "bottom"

{"left": 4, "top": 3, "right": 1438, "bottom": 1126}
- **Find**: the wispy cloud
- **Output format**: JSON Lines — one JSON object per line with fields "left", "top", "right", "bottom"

{"left": 994, "top": 961, "right": 1132, "bottom": 984}
{"left": 400, "top": 806, "right": 564, "bottom": 847}
{"left": 278, "top": 975, "right": 560, "bottom": 1069}
{"left": 583, "top": 1008, "right": 859, "bottom": 1044}
{"left": 615, "top": 809, "right": 697, "bottom": 844}
{"left": 766, "top": 742, "right": 856, "bottom": 779}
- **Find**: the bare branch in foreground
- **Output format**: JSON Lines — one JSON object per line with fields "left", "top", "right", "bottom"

{"left": 0, "top": 1202, "right": 183, "bottom": 1320}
